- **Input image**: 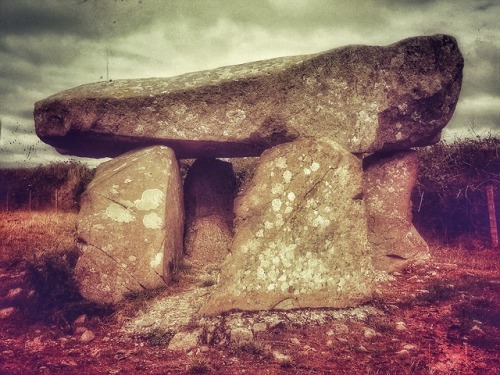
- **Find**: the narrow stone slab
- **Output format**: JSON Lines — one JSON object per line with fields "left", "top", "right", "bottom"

{"left": 34, "top": 35, "right": 463, "bottom": 159}
{"left": 200, "top": 139, "right": 374, "bottom": 316}
{"left": 184, "top": 158, "right": 236, "bottom": 264}
{"left": 75, "top": 146, "right": 184, "bottom": 304}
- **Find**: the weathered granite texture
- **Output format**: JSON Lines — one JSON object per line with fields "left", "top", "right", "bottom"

{"left": 75, "top": 146, "right": 184, "bottom": 304}
{"left": 200, "top": 139, "right": 374, "bottom": 316}
{"left": 363, "top": 150, "right": 429, "bottom": 272}
{"left": 183, "top": 158, "right": 236, "bottom": 263}
{"left": 34, "top": 34, "right": 463, "bottom": 159}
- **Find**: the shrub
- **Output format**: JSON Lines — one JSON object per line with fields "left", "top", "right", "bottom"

{"left": 412, "top": 135, "right": 499, "bottom": 244}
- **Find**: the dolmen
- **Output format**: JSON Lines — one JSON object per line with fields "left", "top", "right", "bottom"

{"left": 34, "top": 34, "right": 463, "bottom": 313}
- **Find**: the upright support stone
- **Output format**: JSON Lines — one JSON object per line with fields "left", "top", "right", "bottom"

{"left": 184, "top": 158, "right": 236, "bottom": 264}
{"left": 201, "top": 139, "right": 374, "bottom": 316}
{"left": 75, "top": 146, "right": 184, "bottom": 304}
{"left": 363, "top": 150, "right": 429, "bottom": 272}
{"left": 34, "top": 35, "right": 463, "bottom": 159}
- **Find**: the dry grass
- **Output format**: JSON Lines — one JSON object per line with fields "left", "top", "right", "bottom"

{"left": 429, "top": 241, "right": 500, "bottom": 272}
{"left": 0, "top": 211, "right": 77, "bottom": 264}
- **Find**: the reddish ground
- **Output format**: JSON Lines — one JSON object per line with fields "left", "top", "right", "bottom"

{"left": 0, "top": 247, "right": 498, "bottom": 374}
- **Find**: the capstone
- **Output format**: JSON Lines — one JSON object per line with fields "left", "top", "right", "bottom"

{"left": 34, "top": 35, "right": 463, "bottom": 159}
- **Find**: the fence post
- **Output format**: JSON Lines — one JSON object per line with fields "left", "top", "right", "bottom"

{"left": 487, "top": 185, "right": 498, "bottom": 248}
{"left": 55, "top": 189, "right": 59, "bottom": 211}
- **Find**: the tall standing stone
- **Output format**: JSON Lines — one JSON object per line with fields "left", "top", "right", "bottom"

{"left": 34, "top": 35, "right": 463, "bottom": 159}
{"left": 201, "top": 139, "right": 374, "bottom": 316}
{"left": 363, "top": 150, "right": 429, "bottom": 272}
{"left": 75, "top": 146, "right": 184, "bottom": 304}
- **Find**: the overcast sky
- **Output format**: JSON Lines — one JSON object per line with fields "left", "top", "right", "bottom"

{"left": 0, "top": 0, "right": 498, "bottom": 168}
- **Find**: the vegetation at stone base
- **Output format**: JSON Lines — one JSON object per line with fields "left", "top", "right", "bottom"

{"left": 0, "top": 161, "right": 95, "bottom": 211}
{"left": 140, "top": 330, "right": 176, "bottom": 347}
{"left": 22, "top": 249, "right": 113, "bottom": 327}
{"left": 0, "top": 212, "right": 113, "bottom": 329}
{"left": 412, "top": 135, "right": 499, "bottom": 245}
{"left": 186, "top": 358, "right": 215, "bottom": 374}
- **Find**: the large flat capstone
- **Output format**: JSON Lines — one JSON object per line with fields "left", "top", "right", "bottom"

{"left": 34, "top": 34, "right": 463, "bottom": 159}
{"left": 75, "top": 146, "right": 184, "bottom": 304}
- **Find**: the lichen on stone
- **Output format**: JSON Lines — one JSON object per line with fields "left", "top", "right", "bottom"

{"left": 105, "top": 203, "right": 135, "bottom": 223}
{"left": 143, "top": 212, "right": 163, "bottom": 229}
{"left": 134, "top": 189, "right": 164, "bottom": 210}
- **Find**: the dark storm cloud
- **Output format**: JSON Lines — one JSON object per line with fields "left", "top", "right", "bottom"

{"left": 0, "top": 0, "right": 156, "bottom": 38}
{"left": 0, "top": 1, "right": 87, "bottom": 36}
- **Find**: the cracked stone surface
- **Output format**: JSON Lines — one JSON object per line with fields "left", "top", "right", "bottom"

{"left": 35, "top": 35, "right": 463, "bottom": 159}
{"left": 201, "top": 139, "right": 375, "bottom": 315}
{"left": 363, "top": 150, "right": 429, "bottom": 272}
{"left": 75, "top": 146, "right": 184, "bottom": 304}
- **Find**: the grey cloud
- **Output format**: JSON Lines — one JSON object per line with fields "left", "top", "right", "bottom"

{"left": 0, "top": 34, "right": 83, "bottom": 68}
{"left": 462, "top": 41, "right": 500, "bottom": 98}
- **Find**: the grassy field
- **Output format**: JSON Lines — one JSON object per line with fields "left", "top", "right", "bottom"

{"left": 0, "top": 211, "right": 77, "bottom": 264}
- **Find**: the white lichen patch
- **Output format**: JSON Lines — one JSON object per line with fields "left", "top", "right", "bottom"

{"left": 143, "top": 212, "right": 163, "bottom": 229}
{"left": 275, "top": 214, "right": 284, "bottom": 227}
{"left": 310, "top": 162, "right": 320, "bottom": 172}
{"left": 272, "top": 198, "right": 282, "bottom": 212}
{"left": 128, "top": 255, "right": 137, "bottom": 262}
{"left": 287, "top": 192, "right": 296, "bottom": 202}
{"left": 248, "top": 240, "right": 339, "bottom": 295}
{"left": 134, "top": 189, "right": 164, "bottom": 211}
{"left": 105, "top": 203, "right": 135, "bottom": 223}
{"left": 110, "top": 184, "right": 120, "bottom": 194}
{"left": 150, "top": 252, "right": 163, "bottom": 269}
{"left": 283, "top": 170, "right": 293, "bottom": 183}
{"left": 275, "top": 157, "right": 287, "bottom": 169}
{"left": 312, "top": 213, "right": 331, "bottom": 229}
{"left": 271, "top": 183, "right": 284, "bottom": 195}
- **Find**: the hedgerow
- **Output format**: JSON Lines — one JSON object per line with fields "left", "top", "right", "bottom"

{"left": 0, "top": 161, "right": 95, "bottom": 211}
{"left": 412, "top": 135, "right": 499, "bottom": 244}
